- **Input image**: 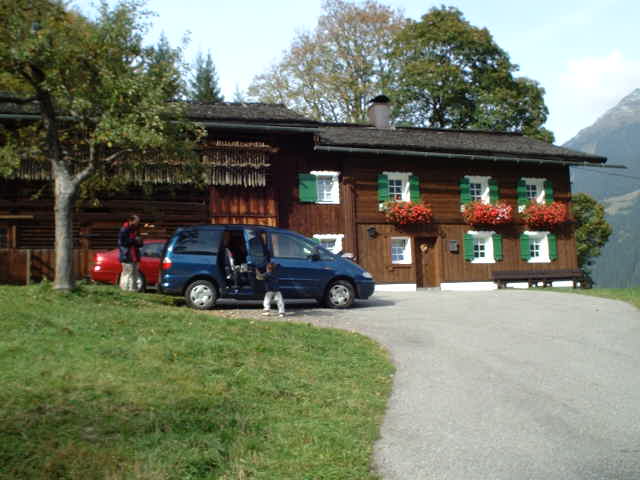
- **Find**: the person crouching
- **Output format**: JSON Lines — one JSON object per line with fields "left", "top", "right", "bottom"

{"left": 262, "top": 262, "right": 285, "bottom": 317}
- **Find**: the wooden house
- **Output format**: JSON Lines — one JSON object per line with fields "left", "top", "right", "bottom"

{"left": 0, "top": 98, "right": 607, "bottom": 290}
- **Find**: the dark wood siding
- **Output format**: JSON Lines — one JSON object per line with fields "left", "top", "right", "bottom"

{"left": 439, "top": 224, "right": 577, "bottom": 283}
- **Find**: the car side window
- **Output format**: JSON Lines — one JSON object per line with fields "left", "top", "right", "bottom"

{"left": 317, "top": 246, "right": 335, "bottom": 261}
{"left": 270, "top": 233, "right": 314, "bottom": 260}
{"left": 173, "top": 229, "right": 222, "bottom": 255}
{"left": 141, "top": 242, "right": 164, "bottom": 258}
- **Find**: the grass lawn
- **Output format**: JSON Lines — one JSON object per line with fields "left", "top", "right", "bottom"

{"left": 0, "top": 283, "right": 394, "bottom": 479}
{"left": 548, "top": 286, "right": 640, "bottom": 310}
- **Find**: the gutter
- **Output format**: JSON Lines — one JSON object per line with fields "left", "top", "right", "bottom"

{"left": 0, "top": 114, "right": 319, "bottom": 134}
{"left": 314, "top": 145, "right": 625, "bottom": 169}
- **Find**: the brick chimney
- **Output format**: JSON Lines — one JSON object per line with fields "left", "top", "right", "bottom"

{"left": 367, "top": 95, "right": 392, "bottom": 129}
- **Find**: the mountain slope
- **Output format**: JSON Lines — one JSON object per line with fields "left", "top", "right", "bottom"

{"left": 565, "top": 89, "right": 640, "bottom": 287}
{"left": 566, "top": 89, "right": 640, "bottom": 201}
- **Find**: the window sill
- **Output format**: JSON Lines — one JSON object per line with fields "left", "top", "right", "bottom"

{"left": 470, "top": 258, "right": 496, "bottom": 264}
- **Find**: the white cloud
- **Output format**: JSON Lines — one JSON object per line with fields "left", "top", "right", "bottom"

{"left": 549, "top": 50, "right": 640, "bottom": 143}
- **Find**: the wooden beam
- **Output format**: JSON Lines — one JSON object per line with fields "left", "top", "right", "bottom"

{"left": 0, "top": 215, "right": 34, "bottom": 220}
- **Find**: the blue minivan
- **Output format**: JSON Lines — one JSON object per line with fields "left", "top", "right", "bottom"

{"left": 158, "top": 225, "right": 375, "bottom": 310}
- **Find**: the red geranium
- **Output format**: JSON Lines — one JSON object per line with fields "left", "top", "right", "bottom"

{"left": 462, "top": 201, "right": 513, "bottom": 226}
{"left": 522, "top": 201, "right": 568, "bottom": 229}
{"left": 383, "top": 201, "right": 433, "bottom": 225}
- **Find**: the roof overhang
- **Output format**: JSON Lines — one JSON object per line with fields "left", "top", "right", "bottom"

{"left": 314, "top": 145, "right": 623, "bottom": 169}
{"left": 0, "top": 114, "right": 320, "bottom": 134}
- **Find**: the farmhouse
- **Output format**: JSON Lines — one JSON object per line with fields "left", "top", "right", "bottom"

{"left": 0, "top": 97, "right": 607, "bottom": 290}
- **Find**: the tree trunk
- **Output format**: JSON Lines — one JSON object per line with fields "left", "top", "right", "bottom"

{"left": 53, "top": 168, "right": 77, "bottom": 291}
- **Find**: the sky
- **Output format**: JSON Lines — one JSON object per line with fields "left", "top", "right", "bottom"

{"left": 72, "top": 0, "right": 640, "bottom": 145}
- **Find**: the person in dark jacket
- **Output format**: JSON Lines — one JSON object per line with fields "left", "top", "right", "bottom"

{"left": 117, "top": 214, "right": 143, "bottom": 291}
{"left": 261, "top": 262, "right": 285, "bottom": 317}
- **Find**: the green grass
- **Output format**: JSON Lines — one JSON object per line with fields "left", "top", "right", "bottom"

{"left": 0, "top": 283, "right": 394, "bottom": 479}
{"left": 548, "top": 286, "right": 640, "bottom": 310}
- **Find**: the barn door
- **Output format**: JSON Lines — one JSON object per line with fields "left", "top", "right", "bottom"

{"left": 209, "top": 186, "right": 278, "bottom": 226}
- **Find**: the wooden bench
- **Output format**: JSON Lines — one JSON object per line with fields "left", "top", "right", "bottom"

{"left": 491, "top": 269, "right": 587, "bottom": 289}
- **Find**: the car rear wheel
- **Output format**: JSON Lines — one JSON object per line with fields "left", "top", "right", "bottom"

{"left": 185, "top": 280, "right": 218, "bottom": 310}
{"left": 324, "top": 280, "right": 355, "bottom": 309}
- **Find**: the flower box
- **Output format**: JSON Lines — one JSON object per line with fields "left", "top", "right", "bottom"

{"left": 521, "top": 201, "right": 568, "bottom": 229}
{"left": 462, "top": 201, "right": 513, "bottom": 226}
{"left": 383, "top": 201, "right": 433, "bottom": 225}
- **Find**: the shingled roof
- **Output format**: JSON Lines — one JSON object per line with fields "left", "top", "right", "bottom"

{"left": 0, "top": 97, "right": 607, "bottom": 164}
{"left": 0, "top": 98, "right": 318, "bottom": 126}
{"left": 316, "top": 124, "right": 607, "bottom": 164}
{"left": 186, "top": 102, "right": 318, "bottom": 125}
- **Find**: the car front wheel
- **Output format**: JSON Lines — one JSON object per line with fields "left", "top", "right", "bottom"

{"left": 324, "top": 280, "right": 355, "bottom": 309}
{"left": 185, "top": 280, "right": 218, "bottom": 310}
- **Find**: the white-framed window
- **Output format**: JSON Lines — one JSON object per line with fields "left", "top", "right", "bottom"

{"left": 383, "top": 171, "right": 411, "bottom": 202}
{"left": 524, "top": 231, "right": 551, "bottom": 263}
{"left": 390, "top": 236, "right": 412, "bottom": 264}
{"left": 467, "top": 230, "right": 496, "bottom": 264}
{"left": 310, "top": 171, "right": 340, "bottom": 204}
{"left": 519, "top": 177, "right": 546, "bottom": 212}
{"left": 312, "top": 233, "right": 344, "bottom": 254}
{"left": 465, "top": 176, "right": 491, "bottom": 204}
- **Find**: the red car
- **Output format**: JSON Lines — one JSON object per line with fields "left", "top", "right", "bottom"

{"left": 90, "top": 239, "right": 166, "bottom": 291}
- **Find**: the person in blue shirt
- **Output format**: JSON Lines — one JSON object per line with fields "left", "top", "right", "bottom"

{"left": 261, "top": 262, "right": 285, "bottom": 317}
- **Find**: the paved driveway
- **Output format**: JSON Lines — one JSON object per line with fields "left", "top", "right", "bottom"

{"left": 290, "top": 289, "right": 640, "bottom": 480}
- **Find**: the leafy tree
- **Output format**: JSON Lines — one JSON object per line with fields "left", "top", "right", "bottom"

{"left": 394, "top": 6, "right": 553, "bottom": 142}
{"left": 572, "top": 193, "right": 612, "bottom": 274}
{"left": 0, "top": 0, "right": 203, "bottom": 291}
{"left": 248, "top": 0, "right": 405, "bottom": 123}
{"left": 188, "top": 51, "right": 223, "bottom": 103}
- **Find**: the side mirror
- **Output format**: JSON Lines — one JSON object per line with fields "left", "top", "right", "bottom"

{"left": 309, "top": 247, "right": 321, "bottom": 261}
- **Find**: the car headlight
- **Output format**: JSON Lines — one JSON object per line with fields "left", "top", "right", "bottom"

{"left": 362, "top": 271, "right": 373, "bottom": 279}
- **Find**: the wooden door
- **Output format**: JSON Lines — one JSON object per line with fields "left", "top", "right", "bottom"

{"left": 415, "top": 237, "right": 439, "bottom": 287}
{"left": 209, "top": 186, "right": 278, "bottom": 226}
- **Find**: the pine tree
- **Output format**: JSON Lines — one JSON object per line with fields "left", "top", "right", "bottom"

{"left": 232, "top": 84, "right": 246, "bottom": 103}
{"left": 189, "top": 51, "right": 223, "bottom": 103}
{"left": 147, "top": 32, "right": 187, "bottom": 101}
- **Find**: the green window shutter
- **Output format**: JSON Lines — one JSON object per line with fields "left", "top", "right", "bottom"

{"left": 517, "top": 179, "right": 528, "bottom": 207}
{"left": 409, "top": 175, "right": 421, "bottom": 203}
{"left": 460, "top": 177, "right": 470, "bottom": 204}
{"left": 544, "top": 180, "right": 554, "bottom": 204}
{"left": 520, "top": 233, "right": 530, "bottom": 261}
{"left": 377, "top": 174, "right": 389, "bottom": 203}
{"left": 548, "top": 233, "right": 558, "bottom": 261}
{"left": 489, "top": 178, "right": 499, "bottom": 204}
{"left": 298, "top": 173, "right": 317, "bottom": 203}
{"left": 463, "top": 233, "right": 474, "bottom": 261}
{"left": 493, "top": 234, "right": 503, "bottom": 261}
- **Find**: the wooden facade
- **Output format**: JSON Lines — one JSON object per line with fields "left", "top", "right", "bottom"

{"left": 0, "top": 102, "right": 606, "bottom": 288}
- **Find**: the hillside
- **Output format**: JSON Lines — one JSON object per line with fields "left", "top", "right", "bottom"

{"left": 566, "top": 89, "right": 640, "bottom": 201}
{"left": 565, "top": 89, "right": 640, "bottom": 287}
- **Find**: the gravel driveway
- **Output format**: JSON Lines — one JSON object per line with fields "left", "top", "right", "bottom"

{"left": 215, "top": 289, "right": 640, "bottom": 479}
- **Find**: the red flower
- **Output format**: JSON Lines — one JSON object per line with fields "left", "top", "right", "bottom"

{"left": 462, "top": 201, "right": 513, "bottom": 226}
{"left": 383, "top": 201, "right": 433, "bottom": 225}
{"left": 522, "top": 202, "right": 568, "bottom": 229}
